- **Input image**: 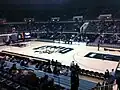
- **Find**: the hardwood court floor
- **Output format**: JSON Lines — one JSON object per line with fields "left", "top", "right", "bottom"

{"left": 0, "top": 41, "right": 119, "bottom": 74}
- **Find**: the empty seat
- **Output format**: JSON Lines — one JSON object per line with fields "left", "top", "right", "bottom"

{"left": 0, "top": 77, "right": 6, "bottom": 83}
{"left": 11, "top": 83, "right": 20, "bottom": 89}
{"left": 5, "top": 80, "right": 13, "bottom": 86}
{"left": 88, "top": 71, "right": 93, "bottom": 77}
{"left": 85, "top": 70, "right": 90, "bottom": 76}
{"left": 99, "top": 73, "right": 104, "bottom": 79}
{"left": 17, "top": 86, "right": 29, "bottom": 90}
{"left": 94, "top": 72, "right": 99, "bottom": 78}
{"left": 81, "top": 69, "right": 86, "bottom": 75}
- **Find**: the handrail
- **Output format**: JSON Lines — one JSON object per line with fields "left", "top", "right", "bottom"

{"left": 88, "top": 43, "right": 120, "bottom": 48}
{"left": 93, "top": 83, "right": 118, "bottom": 90}
{"left": 1, "top": 50, "right": 49, "bottom": 62}
{"left": 4, "top": 61, "right": 96, "bottom": 90}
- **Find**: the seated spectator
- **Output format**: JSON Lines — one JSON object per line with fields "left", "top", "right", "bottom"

{"left": 5, "top": 55, "right": 10, "bottom": 61}
{"left": 47, "top": 65, "right": 52, "bottom": 73}
{"left": 12, "top": 57, "right": 19, "bottom": 63}
{"left": 50, "top": 64, "right": 53, "bottom": 72}
{"left": 10, "top": 63, "right": 17, "bottom": 70}
{"left": 40, "top": 75, "right": 49, "bottom": 90}
{"left": 60, "top": 67, "right": 70, "bottom": 76}
{"left": 47, "top": 78, "right": 56, "bottom": 90}
{"left": 20, "top": 59, "right": 29, "bottom": 67}
{"left": 35, "top": 63, "right": 39, "bottom": 68}
{"left": 0, "top": 60, "right": 5, "bottom": 69}
{"left": 47, "top": 60, "right": 50, "bottom": 66}
{"left": 43, "top": 65, "right": 47, "bottom": 72}
{"left": 3, "top": 61, "right": 13, "bottom": 70}
{"left": 9, "top": 64, "right": 17, "bottom": 73}
{"left": 56, "top": 67, "right": 60, "bottom": 75}
{"left": 9, "top": 57, "right": 13, "bottom": 62}
{"left": 27, "top": 59, "right": 32, "bottom": 66}
{"left": 26, "top": 72, "right": 39, "bottom": 87}
{"left": 38, "top": 62, "right": 44, "bottom": 70}
{"left": 53, "top": 66, "right": 58, "bottom": 75}
{"left": 20, "top": 60, "right": 25, "bottom": 66}
{"left": 13, "top": 70, "right": 23, "bottom": 81}
{"left": 24, "top": 60, "right": 29, "bottom": 67}
{"left": 64, "top": 68, "right": 69, "bottom": 76}
{"left": 40, "top": 75, "right": 48, "bottom": 83}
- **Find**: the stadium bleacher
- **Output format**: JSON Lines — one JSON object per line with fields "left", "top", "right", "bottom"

{"left": 0, "top": 51, "right": 98, "bottom": 90}
{"left": 0, "top": 15, "right": 120, "bottom": 90}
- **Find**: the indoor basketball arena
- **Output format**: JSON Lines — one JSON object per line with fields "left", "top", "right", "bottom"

{"left": 0, "top": 1, "right": 120, "bottom": 90}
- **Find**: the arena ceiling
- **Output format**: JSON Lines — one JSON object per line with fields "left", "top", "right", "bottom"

{"left": 0, "top": 0, "right": 120, "bottom": 9}
{"left": 0, "top": 0, "right": 120, "bottom": 21}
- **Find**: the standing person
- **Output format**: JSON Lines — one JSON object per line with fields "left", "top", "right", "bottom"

{"left": 75, "top": 63, "right": 80, "bottom": 74}
{"left": 96, "top": 82, "right": 101, "bottom": 90}
{"left": 116, "top": 77, "right": 120, "bottom": 90}
{"left": 104, "top": 69, "right": 110, "bottom": 80}
{"left": 70, "top": 61, "right": 75, "bottom": 69}
{"left": 71, "top": 62, "right": 79, "bottom": 90}
{"left": 98, "top": 43, "right": 100, "bottom": 51}
{"left": 71, "top": 66, "right": 76, "bottom": 90}
{"left": 21, "top": 32, "right": 25, "bottom": 42}
{"left": 110, "top": 69, "right": 115, "bottom": 77}
{"left": 74, "top": 71, "right": 79, "bottom": 90}
{"left": 98, "top": 38, "right": 101, "bottom": 51}
{"left": 109, "top": 69, "right": 115, "bottom": 84}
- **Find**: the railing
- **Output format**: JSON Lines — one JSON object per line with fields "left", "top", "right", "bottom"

{"left": 88, "top": 43, "right": 120, "bottom": 48}
{"left": 35, "top": 70, "right": 71, "bottom": 89}
{"left": 0, "top": 53, "right": 98, "bottom": 90}
{"left": 3, "top": 60, "right": 96, "bottom": 90}
{"left": 92, "top": 84, "right": 118, "bottom": 90}
{"left": 80, "top": 22, "right": 89, "bottom": 33}
{"left": 4, "top": 61, "right": 71, "bottom": 89}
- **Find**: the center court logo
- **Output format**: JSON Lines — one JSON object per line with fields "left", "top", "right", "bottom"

{"left": 33, "top": 45, "right": 73, "bottom": 54}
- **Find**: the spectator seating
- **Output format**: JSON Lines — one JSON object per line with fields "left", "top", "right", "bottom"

{"left": 0, "top": 51, "right": 97, "bottom": 90}
{"left": 1, "top": 50, "right": 117, "bottom": 90}
{"left": 0, "top": 50, "right": 105, "bottom": 79}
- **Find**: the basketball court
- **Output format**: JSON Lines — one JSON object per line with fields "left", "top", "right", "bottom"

{"left": 0, "top": 41, "right": 119, "bottom": 74}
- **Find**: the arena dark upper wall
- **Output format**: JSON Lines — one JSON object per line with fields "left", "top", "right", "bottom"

{"left": 0, "top": 0, "right": 120, "bottom": 21}
{"left": 0, "top": 0, "right": 120, "bottom": 8}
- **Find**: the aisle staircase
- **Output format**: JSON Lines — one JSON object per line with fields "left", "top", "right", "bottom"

{"left": 93, "top": 35, "right": 101, "bottom": 44}
{"left": 80, "top": 22, "right": 89, "bottom": 33}
{"left": 73, "top": 22, "right": 90, "bottom": 41}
